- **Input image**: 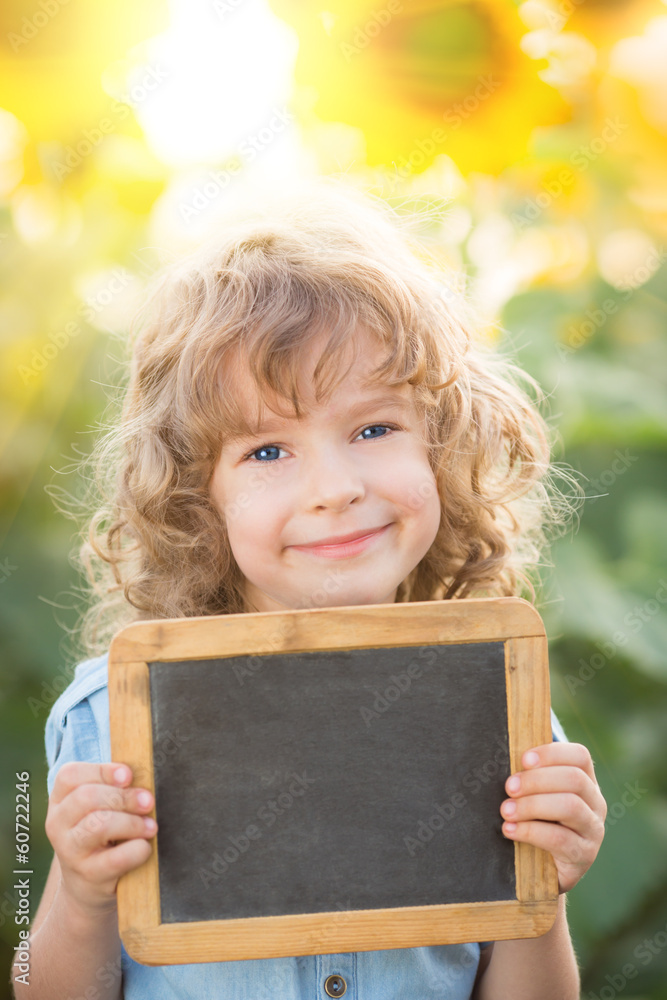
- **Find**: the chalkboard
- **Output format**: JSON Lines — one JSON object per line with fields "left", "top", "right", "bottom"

{"left": 108, "top": 597, "right": 558, "bottom": 965}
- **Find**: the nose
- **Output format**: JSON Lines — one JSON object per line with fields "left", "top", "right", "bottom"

{"left": 302, "top": 444, "right": 365, "bottom": 511}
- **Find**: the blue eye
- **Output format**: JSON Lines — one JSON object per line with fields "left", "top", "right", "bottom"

{"left": 359, "top": 425, "right": 389, "bottom": 440}
{"left": 249, "top": 445, "right": 282, "bottom": 462}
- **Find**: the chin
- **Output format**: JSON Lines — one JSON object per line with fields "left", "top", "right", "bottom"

{"left": 339, "top": 589, "right": 397, "bottom": 608}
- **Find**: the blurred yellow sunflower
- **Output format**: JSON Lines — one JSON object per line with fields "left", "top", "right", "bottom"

{"left": 0, "top": 0, "right": 168, "bottom": 207}
{"left": 268, "top": 0, "right": 570, "bottom": 175}
{"left": 542, "top": 0, "right": 662, "bottom": 53}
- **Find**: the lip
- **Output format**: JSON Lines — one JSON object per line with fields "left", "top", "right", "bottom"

{"left": 290, "top": 524, "right": 392, "bottom": 559}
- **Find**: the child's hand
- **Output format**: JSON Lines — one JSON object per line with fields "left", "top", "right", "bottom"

{"left": 45, "top": 762, "right": 158, "bottom": 916}
{"left": 500, "top": 742, "right": 606, "bottom": 893}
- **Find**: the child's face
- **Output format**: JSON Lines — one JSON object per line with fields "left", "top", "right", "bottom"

{"left": 210, "top": 330, "right": 441, "bottom": 613}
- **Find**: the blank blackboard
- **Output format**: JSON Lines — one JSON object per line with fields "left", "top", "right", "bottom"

{"left": 150, "top": 642, "right": 514, "bottom": 923}
{"left": 109, "top": 598, "right": 558, "bottom": 965}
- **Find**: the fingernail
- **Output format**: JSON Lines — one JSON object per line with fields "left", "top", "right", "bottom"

{"left": 502, "top": 799, "right": 516, "bottom": 816}
{"left": 507, "top": 775, "right": 520, "bottom": 793}
{"left": 504, "top": 822, "right": 517, "bottom": 834}
{"left": 143, "top": 818, "right": 156, "bottom": 833}
{"left": 524, "top": 751, "right": 539, "bottom": 767}
{"left": 137, "top": 791, "right": 152, "bottom": 808}
{"left": 114, "top": 767, "right": 128, "bottom": 784}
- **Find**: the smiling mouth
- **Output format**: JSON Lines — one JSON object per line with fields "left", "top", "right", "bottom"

{"left": 289, "top": 524, "right": 392, "bottom": 559}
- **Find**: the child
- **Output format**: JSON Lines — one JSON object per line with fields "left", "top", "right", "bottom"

{"left": 21, "top": 178, "right": 606, "bottom": 1000}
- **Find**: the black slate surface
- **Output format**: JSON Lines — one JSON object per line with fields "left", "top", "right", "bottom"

{"left": 148, "top": 641, "right": 515, "bottom": 924}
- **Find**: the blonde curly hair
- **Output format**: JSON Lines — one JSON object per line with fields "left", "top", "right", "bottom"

{"left": 70, "top": 177, "right": 576, "bottom": 657}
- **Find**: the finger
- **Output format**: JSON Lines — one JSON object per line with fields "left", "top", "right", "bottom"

{"left": 50, "top": 762, "right": 135, "bottom": 805}
{"left": 68, "top": 808, "right": 157, "bottom": 855}
{"left": 500, "top": 792, "right": 601, "bottom": 839}
{"left": 56, "top": 782, "right": 155, "bottom": 834}
{"left": 505, "top": 765, "right": 606, "bottom": 815}
{"left": 81, "top": 837, "right": 154, "bottom": 886}
{"left": 518, "top": 743, "right": 598, "bottom": 784}
{"left": 501, "top": 818, "right": 597, "bottom": 871}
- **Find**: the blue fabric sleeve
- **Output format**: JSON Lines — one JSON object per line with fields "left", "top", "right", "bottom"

{"left": 45, "top": 699, "right": 102, "bottom": 798}
{"left": 551, "top": 708, "right": 568, "bottom": 743}
{"left": 44, "top": 655, "right": 109, "bottom": 798}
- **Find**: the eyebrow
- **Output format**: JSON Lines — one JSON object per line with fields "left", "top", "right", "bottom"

{"left": 228, "top": 392, "right": 411, "bottom": 441}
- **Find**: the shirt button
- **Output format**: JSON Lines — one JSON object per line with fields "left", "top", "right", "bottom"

{"left": 324, "top": 973, "right": 347, "bottom": 997}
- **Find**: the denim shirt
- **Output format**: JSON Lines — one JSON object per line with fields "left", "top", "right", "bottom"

{"left": 45, "top": 653, "right": 567, "bottom": 1000}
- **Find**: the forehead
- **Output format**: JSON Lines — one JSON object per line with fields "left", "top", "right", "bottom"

{"left": 220, "top": 329, "right": 415, "bottom": 435}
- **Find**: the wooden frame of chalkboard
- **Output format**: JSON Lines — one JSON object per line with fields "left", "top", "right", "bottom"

{"left": 108, "top": 596, "right": 558, "bottom": 966}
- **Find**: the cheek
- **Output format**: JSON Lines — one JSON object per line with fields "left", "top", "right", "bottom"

{"left": 392, "top": 454, "right": 440, "bottom": 520}
{"left": 414, "top": 480, "right": 442, "bottom": 543}
{"left": 211, "top": 459, "right": 269, "bottom": 519}
{"left": 208, "top": 459, "right": 226, "bottom": 513}
{"left": 215, "top": 468, "right": 287, "bottom": 552}
{"left": 423, "top": 481, "right": 443, "bottom": 538}
{"left": 223, "top": 494, "right": 272, "bottom": 550}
